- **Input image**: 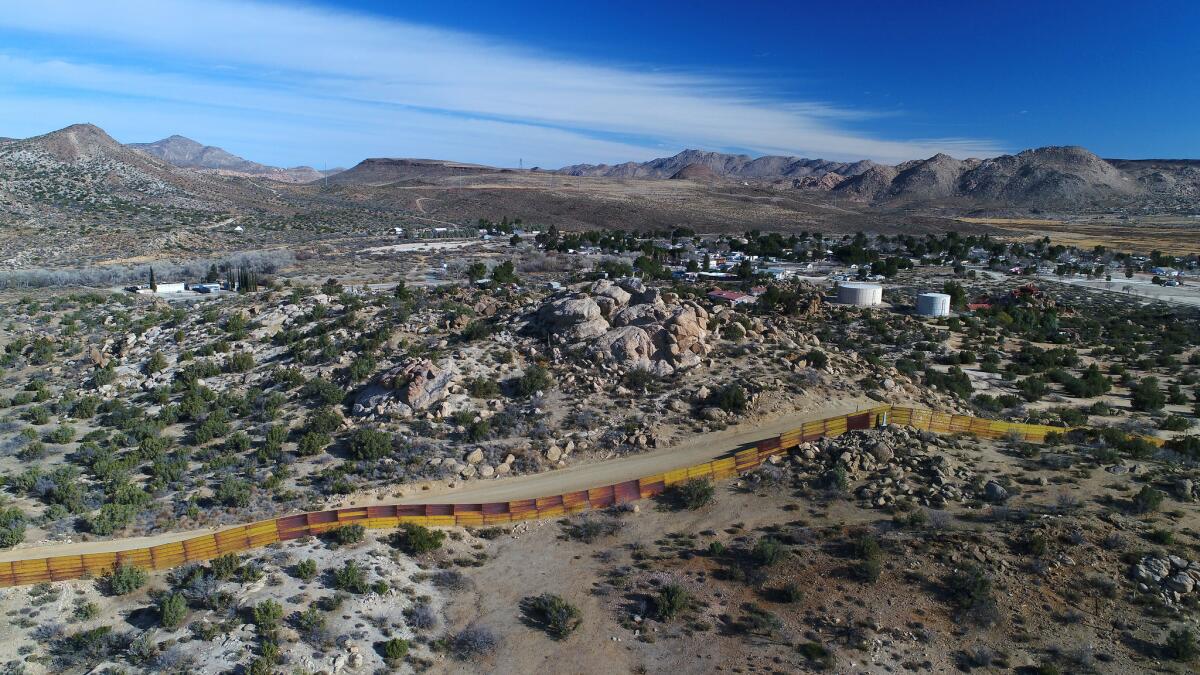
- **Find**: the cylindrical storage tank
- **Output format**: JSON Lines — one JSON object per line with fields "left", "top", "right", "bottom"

{"left": 916, "top": 292, "right": 951, "bottom": 317}
{"left": 836, "top": 282, "right": 883, "bottom": 306}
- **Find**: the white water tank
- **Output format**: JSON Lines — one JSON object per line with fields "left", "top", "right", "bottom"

{"left": 837, "top": 282, "right": 882, "bottom": 306}
{"left": 916, "top": 292, "right": 951, "bottom": 316}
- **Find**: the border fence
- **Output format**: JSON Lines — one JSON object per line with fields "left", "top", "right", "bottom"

{"left": 0, "top": 405, "right": 1146, "bottom": 587}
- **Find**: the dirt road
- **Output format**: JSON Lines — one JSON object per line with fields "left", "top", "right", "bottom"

{"left": 0, "top": 398, "right": 871, "bottom": 564}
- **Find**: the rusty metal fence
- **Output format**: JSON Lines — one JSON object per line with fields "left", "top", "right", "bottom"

{"left": 0, "top": 404, "right": 1112, "bottom": 587}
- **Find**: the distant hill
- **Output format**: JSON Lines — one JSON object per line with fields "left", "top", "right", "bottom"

{"left": 0, "top": 123, "right": 286, "bottom": 225}
{"left": 326, "top": 158, "right": 497, "bottom": 186}
{"left": 556, "top": 145, "right": 1200, "bottom": 210}
{"left": 558, "top": 149, "right": 877, "bottom": 181}
{"left": 129, "top": 135, "right": 341, "bottom": 183}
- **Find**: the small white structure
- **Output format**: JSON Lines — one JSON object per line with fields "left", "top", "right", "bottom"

{"left": 916, "top": 292, "right": 951, "bottom": 317}
{"left": 836, "top": 282, "right": 883, "bottom": 306}
{"left": 154, "top": 282, "right": 186, "bottom": 294}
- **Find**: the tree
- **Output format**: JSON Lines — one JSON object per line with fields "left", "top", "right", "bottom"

{"left": 381, "top": 638, "right": 410, "bottom": 664}
{"left": 466, "top": 262, "right": 488, "bottom": 283}
{"left": 1131, "top": 377, "right": 1165, "bottom": 412}
{"left": 349, "top": 428, "right": 392, "bottom": 460}
{"left": 509, "top": 233, "right": 521, "bottom": 247}
{"left": 492, "top": 260, "right": 519, "bottom": 285}
{"left": 668, "top": 478, "right": 715, "bottom": 510}
{"left": 159, "top": 592, "right": 187, "bottom": 628}
{"left": 148, "top": 267, "right": 157, "bottom": 292}
{"left": 0, "top": 507, "right": 26, "bottom": 548}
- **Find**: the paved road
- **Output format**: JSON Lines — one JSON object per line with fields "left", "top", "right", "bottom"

{"left": 0, "top": 398, "right": 872, "bottom": 563}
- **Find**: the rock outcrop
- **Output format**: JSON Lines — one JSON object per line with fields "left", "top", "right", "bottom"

{"left": 535, "top": 278, "right": 713, "bottom": 376}
{"left": 354, "top": 358, "right": 456, "bottom": 416}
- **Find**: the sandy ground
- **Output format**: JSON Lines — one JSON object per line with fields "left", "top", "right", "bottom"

{"left": 360, "top": 240, "right": 482, "bottom": 254}
{"left": 0, "top": 399, "right": 873, "bottom": 564}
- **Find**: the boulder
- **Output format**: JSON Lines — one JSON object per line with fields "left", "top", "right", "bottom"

{"left": 466, "top": 448, "right": 484, "bottom": 464}
{"left": 377, "top": 359, "right": 456, "bottom": 411}
{"left": 983, "top": 480, "right": 1009, "bottom": 503}
{"left": 1166, "top": 573, "right": 1195, "bottom": 594}
{"left": 590, "top": 326, "right": 659, "bottom": 373}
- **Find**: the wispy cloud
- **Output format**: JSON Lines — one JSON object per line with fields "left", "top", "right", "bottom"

{"left": 0, "top": 0, "right": 1005, "bottom": 167}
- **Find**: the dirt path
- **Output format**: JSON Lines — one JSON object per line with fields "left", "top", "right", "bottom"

{"left": 0, "top": 399, "right": 872, "bottom": 564}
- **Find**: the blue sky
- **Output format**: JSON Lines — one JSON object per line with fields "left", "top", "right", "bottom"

{"left": 0, "top": 0, "right": 1196, "bottom": 168}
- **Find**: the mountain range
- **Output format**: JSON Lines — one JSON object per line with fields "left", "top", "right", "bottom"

{"left": 1, "top": 123, "right": 1198, "bottom": 243}
{"left": 128, "top": 135, "right": 342, "bottom": 183}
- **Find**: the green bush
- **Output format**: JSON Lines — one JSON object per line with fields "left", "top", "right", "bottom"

{"left": 667, "top": 478, "right": 715, "bottom": 510}
{"left": 159, "top": 592, "right": 187, "bottom": 628}
{"left": 943, "top": 564, "right": 998, "bottom": 627}
{"left": 105, "top": 564, "right": 147, "bottom": 595}
{"left": 333, "top": 560, "right": 370, "bottom": 593}
{"left": 515, "top": 365, "right": 553, "bottom": 397}
{"left": 467, "top": 377, "right": 500, "bottom": 398}
{"left": 293, "top": 559, "right": 318, "bottom": 581}
{"left": 226, "top": 351, "right": 254, "bottom": 373}
{"left": 712, "top": 384, "right": 748, "bottom": 413}
{"left": 0, "top": 507, "right": 27, "bottom": 548}
{"left": 1131, "top": 377, "right": 1165, "bottom": 412}
{"left": 1133, "top": 485, "right": 1164, "bottom": 514}
{"left": 297, "top": 431, "right": 332, "bottom": 457}
{"left": 1165, "top": 627, "right": 1197, "bottom": 662}
{"left": 523, "top": 593, "right": 581, "bottom": 639}
{"left": 146, "top": 352, "right": 168, "bottom": 374}
{"left": 855, "top": 534, "right": 883, "bottom": 583}
{"left": 327, "top": 524, "right": 366, "bottom": 546}
{"left": 392, "top": 523, "right": 446, "bottom": 555}
{"left": 381, "top": 637, "right": 410, "bottom": 663}
{"left": 806, "top": 349, "right": 828, "bottom": 369}
{"left": 655, "top": 583, "right": 690, "bottom": 621}
{"left": 253, "top": 599, "right": 284, "bottom": 633}
{"left": 210, "top": 553, "right": 241, "bottom": 580}
{"left": 752, "top": 537, "right": 785, "bottom": 567}
{"left": 349, "top": 428, "right": 392, "bottom": 460}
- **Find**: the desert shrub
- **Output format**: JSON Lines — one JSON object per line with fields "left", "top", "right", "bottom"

{"left": 796, "top": 641, "right": 835, "bottom": 669}
{"left": 214, "top": 476, "right": 252, "bottom": 507}
{"left": 667, "top": 478, "right": 715, "bottom": 510}
{"left": 159, "top": 593, "right": 187, "bottom": 628}
{"left": 297, "top": 431, "right": 331, "bottom": 457}
{"left": 104, "top": 564, "right": 147, "bottom": 595}
{"left": 405, "top": 602, "right": 438, "bottom": 630}
{"left": 523, "top": 593, "right": 581, "bottom": 639}
{"left": 391, "top": 523, "right": 446, "bottom": 555}
{"left": 0, "top": 507, "right": 27, "bottom": 547}
{"left": 381, "top": 637, "right": 410, "bottom": 663}
{"left": 449, "top": 624, "right": 498, "bottom": 659}
{"left": 1133, "top": 485, "right": 1164, "bottom": 514}
{"left": 253, "top": 599, "right": 284, "bottom": 635}
{"left": 225, "top": 351, "right": 254, "bottom": 373}
{"left": 327, "top": 524, "right": 366, "bottom": 546}
{"left": 751, "top": 537, "right": 785, "bottom": 567}
{"left": 146, "top": 352, "right": 168, "bottom": 374}
{"left": 293, "top": 559, "right": 318, "bottom": 581}
{"left": 46, "top": 425, "right": 76, "bottom": 444}
{"left": 656, "top": 582, "right": 690, "bottom": 621}
{"left": 348, "top": 428, "right": 392, "bottom": 460}
{"left": 1130, "top": 377, "right": 1165, "bottom": 412}
{"left": 302, "top": 377, "right": 344, "bottom": 405}
{"left": 210, "top": 553, "right": 241, "bottom": 580}
{"left": 515, "top": 365, "right": 553, "bottom": 397}
{"left": 563, "top": 515, "right": 620, "bottom": 543}
{"left": 806, "top": 348, "right": 828, "bottom": 369}
{"left": 943, "top": 564, "right": 998, "bottom": 626}
{"left": 333, "top": 560, "right": 370, "bottom": 593}
{"left": 855, "top": 534, "right": 883, "bottom": 582}
{"left": 735, "top": 603, "right": 783, "bottom": 636}
{"left": 712, "top": 384, "right": 748, "bottom": 413}
{"left": 1165, "top": 627, "right": 1197, "bottom": 662}
{"left": 467, "top": 377, "right": 500, "bottom": 398}
{"left": 779, "top": 582, "right": 804, "bottom": 603}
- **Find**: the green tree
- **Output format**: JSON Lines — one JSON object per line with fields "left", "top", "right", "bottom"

{"left": 159, "top": 592, "right": 187, "bottom": 628}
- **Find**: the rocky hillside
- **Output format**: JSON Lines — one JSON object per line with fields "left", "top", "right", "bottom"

{"left": 560, "top": 145, "right": 1200, "bottom": 210}
{"left": 0, "top": 124, "right": 290, "bottom": 228}
{"left": 558, "top": 149, "right": 877, "bottom": 181}
{"left": 129, "top": 135, "right": 341, "bottom": 183}
{"left": 833, "top": 146, "right": 1141, "bottom": 207}
{"left": 326, "top": 158, "right": 498, "bottom": 186}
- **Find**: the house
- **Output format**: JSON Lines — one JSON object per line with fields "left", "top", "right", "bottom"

{"left": 707, "top": 290, "right": 756, "bottom": 306}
